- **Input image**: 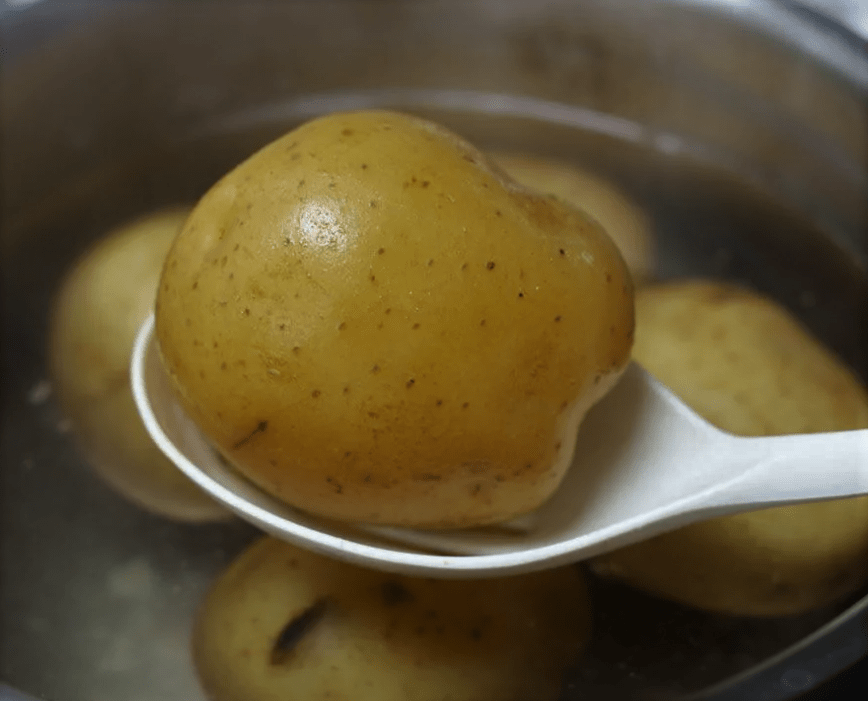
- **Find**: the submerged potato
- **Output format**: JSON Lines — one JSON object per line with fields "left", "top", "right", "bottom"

{"left": 591, "top": 281, "right": 868, "bottom": 616}
{"left": 492, "top": 153, "right": 655, "bottom": 283}
{"left": 193, "top": 537, "right": 592, "bottom": 701}
{"left": 156, "top": 110, "right": 634, "bottom": 528}
{"left": 49, "top": 208, "right": 227, "bottom": 522}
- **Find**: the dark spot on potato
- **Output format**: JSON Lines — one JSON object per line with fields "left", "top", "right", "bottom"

{"left": 199, "top": 371, "right": 205, "bottom": 380}
{"left": 370, "top": 200, "right": 378, "bottom": 208}
{"left": 221, "top": 255, "right": 228, "bottom": 267}
{"left": 384, "top": 308, "right": 391, "bottom": 315}
{"left": 234, "top": 243, "right": 240, "bottom": 251}
{"left": 559, "top": 249, "right": 566, "bottom": 256}
{"left": 298, "top": 179, "right": 305, "bottom": 188}
{"left": 422, "top": 180, "right": 430, "bottom": 188}
{"left": 462, "top": 402, "right": 470, "bottom": 409}
{"left": 338, "top": 322, "right": 347, "bottom": 331}
{"left": 555, "top": 441, "right": 562, "bottom": 451}
{"left": 594, "top": 374, "right": 601, "bottom": 384}
{"left": 192, "top": 281, "right": 198, "bottom": 290}
{"left": 486, "top": 261, "right": 496, "bottom": 270}
{"left": 243, "top": 308, "right": 250, "bottom": 316}
{"left": 554, "top": 315, "right": 562, "bottom": 322}
{"left": 311, "top": 389, "right": 321, "bottom": 398}
{"left": 228, "top": 272, "right": 234, "bottom": 280}
{"left": 343, "top": 385, "right": 351, "bottom": 394}
{"left": 279, "top": 324, "right": 286, "bottom": 330}
{"left": 213, "top": 341, "right": 219, "bottom": 349}
{"left": 221, "top": 362, "right": 227, "bottom": 370}
{"left": 233, "top": 420, "right": 269, "bottom": 450}
{"left": 372, "top": 364, "right": 381, "bottom": 374}
{"left": 435, "top": 399, "right": 443, "bottom": 406}
{"left": 518, "top": 291, "right": 524, "bottom": 298}
{"left": 381, "top": 581, "right": 414, "bottom": 606}
{"left": 461, "top": 263, "right": 468, "bottom": 271}
{"left": 342, "top": 128, "right": 354, "bottom": 136}
{"left": 292, "top": 346, "right": 301, "bottom": 355}
{"left": 328, "top": 182, "right": 336, "bottom": 189}
{"left": 269, "top": 459, "right": 277, "bottom": 467}
{"left": 412, "top": 323, "right": 420, "bottom": 330}
{"left": 406, "top": 378, "right": 415, "bottom": 388}
{"left": 325, "top": 476, "right": 343, "bottom": 494}
{"left": 470, "top": 483, "right": 482, "bottom": 496}
{"left": 606, "top": 272, "right": 613, "bottom": 283}
{"left": 427, "top": 259, "right": 434, "bottom": 266}
{"left": 367, "top": 411, "right": 380, "bottom": 419}
{"left": 470, "top": 627, "right": 483, "bottom": 640}
{"left": 370, "top": 274, "right": 376, "bottom": 283}
{"left": 363, "top": 474, "right": 372, "bottom": 483}
{"left": 480, "top": 319, "right": 486, "bottom": 326}
{"left": 290, "top": 153, "right": 301, "bottom": 161}
{"left": 463, "top": 154, "right": 476, "bottom": 163}
{"left": 361, "top": 163, "right": 368, "bottom": 170}
{"left": 495, "top": 209, "right": 502, "bottom": 217}
{"left": 377, "top": 247, "right": 385, "bottom": 255}
{"left": 270, "top": 599, "right": 328, "bottom": 666}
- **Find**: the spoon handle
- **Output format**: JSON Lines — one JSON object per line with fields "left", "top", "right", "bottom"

{"left": 703, "top": 428, "right": 868, "bottom": 513}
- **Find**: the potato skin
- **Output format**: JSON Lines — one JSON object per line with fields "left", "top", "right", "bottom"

{"left": 193, "top": 537, "right": 592, "bottom": 701}
{"left": 491, "top": 153, "right": 655, "bottom": 284}
{"left": 49, "top": 208, "right": 227, "bottom": 522}
{"left": 591, "top": 280, "right": 868, "bottom": 616}
{"left": 156, "top": 110, "right": 633, "bottom": 527}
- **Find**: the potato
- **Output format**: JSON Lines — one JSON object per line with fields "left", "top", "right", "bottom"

{"left": 49, "top": 208, "right": 228, "bottom": 522}
{"left": 156, "top": 110, "right": 634, "bottom": 528}
{"left": 591, "top": 280, "right": 868, "bottom": 616}
{"left": 193, "top": 537, "right": 592, "bottom": 701}
{"left": 491, "top": 152, "right": 654, "bottom": 284}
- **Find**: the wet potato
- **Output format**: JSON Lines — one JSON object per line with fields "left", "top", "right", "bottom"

{"left": 591, "top": 280, "right": 868, "bottom": 617}
{"left": 156, "top": 110, "right": 634, "bottom": 528}
{"left": 193, "top": 537, "right": 592, "bottom": 701}
{"left": 49, "top": 208, "right": 227, "bottom": 522}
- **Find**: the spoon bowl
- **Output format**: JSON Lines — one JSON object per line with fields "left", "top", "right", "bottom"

{"left": 131, "top": 314, "right": 868, "bottom": 577}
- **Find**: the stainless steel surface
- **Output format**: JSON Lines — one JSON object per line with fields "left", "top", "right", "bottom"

{"left": 2, "top": 1, "right": 867, "bottom": 700}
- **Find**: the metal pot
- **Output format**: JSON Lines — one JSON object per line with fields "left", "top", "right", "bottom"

{"left": 2, "top": 1, "right": 866, "bottom": 700}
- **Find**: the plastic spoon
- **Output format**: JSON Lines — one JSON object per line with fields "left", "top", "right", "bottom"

{"left": 131, "top": 314, "right": 868, "bottom": 578}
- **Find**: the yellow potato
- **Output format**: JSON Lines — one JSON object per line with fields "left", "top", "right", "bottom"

{"left": 491, "top": 152, "right": 654, "bottom": 284}
{"left": 156, "top": 110, "right": 634, "bottom": 528}
{"left": 591, "top": 280, "right": 868, "bottom": 616}
{"left": 49, "top": 208, "right": 228, "bottom": 522}
{"left": 193, "top": 537, "right": 592, "bottom": 701}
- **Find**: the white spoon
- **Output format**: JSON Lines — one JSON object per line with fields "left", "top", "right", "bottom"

{"left": 131, "top": 314, "right": 868, "bottom": 578}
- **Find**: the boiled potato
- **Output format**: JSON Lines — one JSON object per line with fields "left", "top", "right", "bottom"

{"left": 591, "top": 280, "right": 868, "bottom": 616}
{"left": 491, "top": 152, "right": 654, "bottom": 283}
{"left": 156, "top": 110, "right": 634, "bottom": 528}
{"left": 49, "top": 208, "right": 227, "bottom": 522}
{"left": 193, "top": 537, "right": 592, "bottom": 701}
